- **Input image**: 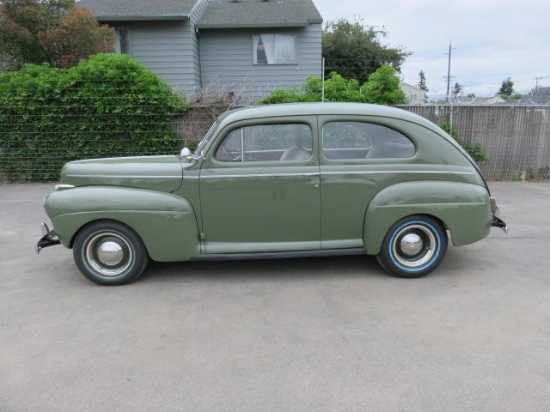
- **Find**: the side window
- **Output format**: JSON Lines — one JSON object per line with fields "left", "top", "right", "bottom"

{"left": 215, "top": 123, "right": 312, "bottom": 163}
{"left": 322, "top": 122, "right": 415, "bottom": 160}
{"left": 253, "top": 34, "right": 297, "bottom": 65}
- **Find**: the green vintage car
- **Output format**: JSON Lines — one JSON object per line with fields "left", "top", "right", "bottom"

{"left": 37, "top": 103, "right": 507, "bottom": 285}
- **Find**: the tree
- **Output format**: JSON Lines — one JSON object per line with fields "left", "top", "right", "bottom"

{"left": 361, "top": 64, "right": 406, "bottom": 105}
{"left": 497, "top": 77, "right": 523, "bottom": 101}
{"left": 418, "top": 70, "right": 428, "bottom": 92}
{"left": 498, "top": 77, "right": 514, "bottom": 98}
{"left": 452, "top": 82, "right": 463, "bottom": 97}
{"left": 0, "top": 0, "right": 113, "bottom": 68}
{"left": 323, "top": 18, "right": 409, "bottom": 84}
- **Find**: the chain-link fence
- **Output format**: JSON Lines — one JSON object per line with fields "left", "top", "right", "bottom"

{"left": 2, "top": 95, "right": 549, "bottom": 182}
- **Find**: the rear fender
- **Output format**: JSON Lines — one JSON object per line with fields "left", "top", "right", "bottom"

{"left": 45, "top": 186, "right": 199, "bottom": 262}
{"left": 364, "top": 181, "right": 492, "bottom": 255}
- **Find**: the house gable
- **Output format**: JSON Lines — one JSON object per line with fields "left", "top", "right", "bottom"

{"left": 197, "top": 0, "right": 323, "bottom": 103}
{"left": 79, "top": 0, "right": 323, "bottom": 102}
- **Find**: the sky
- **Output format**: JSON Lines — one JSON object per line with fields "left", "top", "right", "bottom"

{"left": 313, "top": 0, "right": 550, "bottom": 99}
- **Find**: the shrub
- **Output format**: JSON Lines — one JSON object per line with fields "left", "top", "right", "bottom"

{"left": 0, "top": 53, "right": 189, "bottom": 181}
{"left": 260, "top": 65, "right": 406, "bottom": 105}
{"left": 439, "top": 122, "right": 489, "bottom": 163}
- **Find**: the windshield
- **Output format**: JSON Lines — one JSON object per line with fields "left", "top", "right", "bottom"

{"left": 195, "top": 121, "right": 219, "bottom": 156}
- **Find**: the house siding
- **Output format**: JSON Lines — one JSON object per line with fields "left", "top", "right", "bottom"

{"left": 399, "top": 83, "right": 426, "bottom": 105}
{"left": 199, "top": 24, "right": 322, "bottom": 103}
{"left": 109, "top": 20, "right": 201, "bottom": 97}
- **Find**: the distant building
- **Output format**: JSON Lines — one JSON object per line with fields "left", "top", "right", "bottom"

{"left": 431, "top": 95, "right": 506, "bottom": 105}
{"left": 512, "top": 87, "right": 550, "bottom": 106}
{"left": 399, "top": 82, "right": 427, "bottom": 104}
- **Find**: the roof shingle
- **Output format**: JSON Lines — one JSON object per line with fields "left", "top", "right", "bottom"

{"left": 197, "top": 0, "right": 322, "bottom": 29}
{"left": 78, "top": 0, "right": 198, "bottom": 21}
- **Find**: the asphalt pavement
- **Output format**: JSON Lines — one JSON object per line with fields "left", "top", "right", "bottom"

{"left": 1, "top": 182, "right": 549, "bottom": 412}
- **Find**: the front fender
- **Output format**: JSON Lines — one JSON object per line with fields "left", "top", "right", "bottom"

{"left": 45, "top": 186, "right": 199, "bottom": 262}
{"left": 364, "top": 181, "right": 492, "bottom": 255}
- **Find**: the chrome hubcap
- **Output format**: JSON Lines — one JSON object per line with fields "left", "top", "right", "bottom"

{"left": 86, "top": 233, "right": 133, "bottom": 277}
{"left": 400, "top": 233, "right": 423, "bottom": 256}
{"left": 392, "top": 224, "right": 436, "bottom": 268}
{"left": 97, "top": 241, "right": 124, "bottom": 266}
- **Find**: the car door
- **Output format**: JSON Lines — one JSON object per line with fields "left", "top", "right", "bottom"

{"left": 319, "top": 117, "right": 417, "bottom": 250}
{"left": 199, "top": 117, "right": 321, "bottom": 254}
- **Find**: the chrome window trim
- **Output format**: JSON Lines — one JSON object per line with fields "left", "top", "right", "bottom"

{"left": 199, "top": 170, "right": 476, "bottom": 179}
{"left": 66, "top": 175, "right": 181, "bottom": 179}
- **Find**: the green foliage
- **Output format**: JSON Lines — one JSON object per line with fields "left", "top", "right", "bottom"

{"left": 497, "top": 77, "right": 523, "bottom": 101}
{"left": 260, "top": 65, "right": 406, "bottom": 105}
{"left": 498, "top": 77, "right": 514, "bottom": 97}
{"left": 0, "top": 0, "right": 113, "bottom": 68}
{"left": 439, "top": 122, "right": 489, "bottom": 163}
{"left": 418, "top": 70, "right": 428, "bottom": 92}
{"left": 0, "top": 53, "right": 189, "bottom": 181}
{"left": 259, "top": 86, "right": 316, "bottom": 105}
{"left": 510, "top": 171, "right": 522, "bottom": 181}
{"left": 323, "top": 19, "right": 409, "bottom": 84}
{"left": 439, "top": 122, "right": 459, "bottom": 140}
{"left": 361, "top": 65, "right": 406, "bottom": 105}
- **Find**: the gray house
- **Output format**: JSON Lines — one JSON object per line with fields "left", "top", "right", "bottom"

{"left": 512, "top": 87, "right": 550, "bottom": 106}
{"left": 79, "top": 0, "right": 323, "bottom": 103}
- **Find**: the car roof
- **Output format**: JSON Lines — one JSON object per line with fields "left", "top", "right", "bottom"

{"left": 218, "top": 103, "right": 440, "bottom": 133}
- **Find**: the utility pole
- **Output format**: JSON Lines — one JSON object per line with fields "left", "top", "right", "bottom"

{"left": 445, "top": 42, "right": 455, "bottom": 133}
{"left": 322, "top": 57, "right": 325, "bottom": 102}
{"left": 445, "top": 42, "right": 454, "bottom": 102}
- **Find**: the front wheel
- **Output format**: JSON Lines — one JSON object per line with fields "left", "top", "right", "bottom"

{"left": 73, "top": 221, "right": 149, "bottom": 285}
{"left": 377, "top": 216, "right": 448, "bottom": 278}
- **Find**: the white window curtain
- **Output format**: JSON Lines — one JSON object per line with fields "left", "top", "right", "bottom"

{"left": 253, "top": 34, "right": 296, "bottom": 64}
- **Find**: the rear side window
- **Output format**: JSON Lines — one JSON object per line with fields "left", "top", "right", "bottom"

{"left": 322, "top": 122, "right": 415, "bottom": 160}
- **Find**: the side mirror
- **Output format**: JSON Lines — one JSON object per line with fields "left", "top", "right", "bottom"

{"left": 179, "top": 147, "right": 191, "bottom": 159}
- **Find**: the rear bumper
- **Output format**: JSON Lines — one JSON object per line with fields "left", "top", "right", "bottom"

{"left": 35, "top": 223, "right": 61, "bottom": 254}
{"left": 490, "top": 206, "right": 508, "bottom": 233}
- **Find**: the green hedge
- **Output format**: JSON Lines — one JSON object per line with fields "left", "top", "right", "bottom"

{"left": 0, "top": 53, "right": 189, "bottom": 182}
{"left": 260, "top": 66, "right": 407, "bottom": 105}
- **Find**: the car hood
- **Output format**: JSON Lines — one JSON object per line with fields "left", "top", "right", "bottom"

{"left": 60, "top": 155, "right": 184, "bottom": 192}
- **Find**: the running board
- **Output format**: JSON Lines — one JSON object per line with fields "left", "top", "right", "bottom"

{"left": 190, "top": 248, "right": 367, "bottom": 261}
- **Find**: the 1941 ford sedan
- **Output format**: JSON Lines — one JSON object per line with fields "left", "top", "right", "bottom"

{"left": 36, "top": 103, "right": 507, "bottom": 285}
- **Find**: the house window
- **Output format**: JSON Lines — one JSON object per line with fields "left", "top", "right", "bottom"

{"left": 115, "top": 28, "right": 130, "bottom": 54}
{"left": 253, "top": 34, "right": 297, "bottom": 65}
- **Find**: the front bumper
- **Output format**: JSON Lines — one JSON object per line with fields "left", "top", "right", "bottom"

{"left": 35, "top": 223, "right": 61, "bottom": 254}
{"left": 490, "top": 206, "right": 508, "bottom": 233}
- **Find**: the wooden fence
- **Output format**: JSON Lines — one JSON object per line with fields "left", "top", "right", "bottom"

{"left": 399, "top": 105, "right": 550, "bottom": 181}
{"left": 177, "top": 104, "right": 550, "bottom": 181}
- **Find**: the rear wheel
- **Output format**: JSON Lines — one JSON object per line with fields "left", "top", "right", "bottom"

{"left": 377, "top": 216, "right": 447, "bottom": 278}
{"left": 73, "top": 221, "right": 148, "bottom": 286}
